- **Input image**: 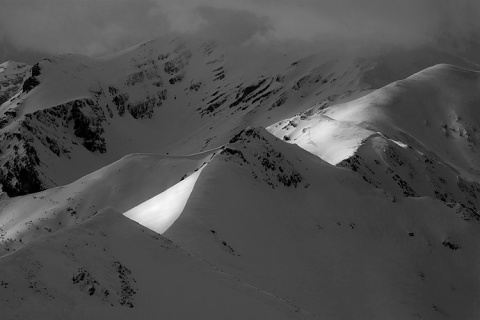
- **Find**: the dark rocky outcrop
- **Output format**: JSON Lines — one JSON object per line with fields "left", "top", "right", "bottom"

{"left": 22, "top": 63, "right": 41, "bottom": 93}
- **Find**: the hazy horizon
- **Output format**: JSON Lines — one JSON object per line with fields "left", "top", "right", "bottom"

{"left": 1, "top": 0, "right": 480, "bottom": 64}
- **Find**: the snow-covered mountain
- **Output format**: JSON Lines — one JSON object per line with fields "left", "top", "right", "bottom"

{"left": 166, "top": 127, "right": 480, "bottom": 319}
{"left": 2, "top": 126, "right": 479, "bottom": 319}
{"left": 269, "top": 64, "right": 480, "bottom": 220}
{"left": 1, "top": 36, "right": 480, "bottom": 319}
{"left": 0, "top": 37, "right": 477, "bottom": 196}
{"left": 0, "top": 208, "right": 313, "bottom": 319}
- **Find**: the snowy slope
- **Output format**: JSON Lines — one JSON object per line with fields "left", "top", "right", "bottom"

{"left": 1, "top": 36, "right": 480, "bottom": 320}
{"left": 269, "top": 64, "right": 480, "bottom": 168}
{"left": 2, "top": 126, "right": 479, "bottom": 319}
{"left": 268, "top": 113, "right": 375, "bottom": 164}
{"left": 0, "top": 208, "right": 313, "bottom": 320}
{"left": 165, "top": 128, "right": 480, "bottom": 320}
{"left": 0, "top": 149, "right": 218, "bottom": 256}
{"left": 0, "top": 39, "right": 477, "bottom": 196}
{"left": 269, "top": 64, "right": 480, "bottom": 219}
{"left": 123, "top": 159, "right": 209, "bottom": 234}
{"left": 325, "top": 64, "right": 480, "bottom": 174}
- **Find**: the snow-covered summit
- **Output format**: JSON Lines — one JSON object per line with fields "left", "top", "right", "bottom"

{"left": 2, "top": 36, "right": 480, "bottom": 319}
{"left": 269, "top": 63, "right": 480, "bottom": 219}
{"left": 1, "top": 40, "right": 477, "bottom": 197}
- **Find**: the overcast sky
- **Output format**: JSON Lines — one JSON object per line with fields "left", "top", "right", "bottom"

{"left": 1, "top": 0, "right": 480, "bottom": 63}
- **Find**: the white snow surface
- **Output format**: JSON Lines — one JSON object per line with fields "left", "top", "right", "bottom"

{"left": 1, "top": 38, "right": 480, "bottom": 320}
{"left": 124, "top": 154, "right": 213, "bottom": 233}
{"left": 0, "top": 208, "right": 312, "bottom": 320}
{"left": 268, "top": 113, "right": 374, "bottom": 164}
{"left": 269, "top": 64, "right": 480, "bottom": 174}
{"left": 0, "top": 150, "right": 219, "bottom": 255}
{"left": 1, "top": 40, "right": 478, "bottom": 192}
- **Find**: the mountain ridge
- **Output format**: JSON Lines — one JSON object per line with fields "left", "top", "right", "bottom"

{"left": 1, "top": 37, "right": 478, "bottom": 196}
{"left": 1, "top": 36, "right": 480, "bottom": 319}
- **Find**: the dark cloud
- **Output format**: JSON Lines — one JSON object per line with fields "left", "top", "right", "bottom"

{"left": 0, "top": 0, "right": 170, "bottom": 60}
{"left": 194, "top": 6, "right": 270, "bottom": 45}
{"left": 0, "top": 0, "right": 479, "bottom": 63}
{"left": 0, "top": 38, "right": 49, "bottom": 64}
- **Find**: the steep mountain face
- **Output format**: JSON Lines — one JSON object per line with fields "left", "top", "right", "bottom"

{"left": 269, "top": 64, "right": 480, "bottom": 221}
{"left": 0, "top": 208, "right": 312, "bottom": 320}
{"left": 0, "top": 61, "right": 30, "bottom": 106}
{"left": 2, "top": 127, "right": 479, "bottom": 319}
{"left": 0, "top": 38, "right": 477, "bottom": 196}
{"left": 164, "top": 128, "right": 480, "bottom": 320}
{"left": 1, "top": 37, "right": 480, "bottom": 319}
{"left": 0, "top": 150, "right": 218, "bottom": 256}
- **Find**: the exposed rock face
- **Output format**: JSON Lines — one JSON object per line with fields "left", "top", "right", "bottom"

{"left": 0, "top": 140, "right": 41, "bottom": 197}
{"left": 0, "top": 98, "right": 109, "bottom": 196}
{"left": 69, "top": 99, "right": 107, "bottom": 152}
{"left": 225, "top": 127, "right": 307, "bottom": 189}
{"left": 22, "top": 63, "right": 41, "bottom": 93}
{"left": 126, "top": 95, "right": 164, "bottom": 119}
{"left": 337, "top": 135, "right": 480, "bottom": 221}
{"left": 1, "top": 41, "right": 478, "bottom": 199}
{"left": 0, "top": 61, "right": 30, "bottom": 105}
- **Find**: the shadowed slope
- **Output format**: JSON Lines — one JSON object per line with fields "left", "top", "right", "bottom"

{"left": 269, "top": 64, "right": 480, "bottom": 219}
{"left": 0, "top": 149, "right": 218, "bottom": 256}
{"left": 166, "top": 128, "right": 480, "bottom": 320}
{"left": 0, "top": 208, "right": 314, "bottom": 320}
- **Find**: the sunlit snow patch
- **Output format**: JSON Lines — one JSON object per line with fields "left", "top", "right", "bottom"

{"left": 268, "top": 114, "right": 374, "bottom": 165}
{"left": 123, "top": 167, "right": 204, "bottom": 234}
{"left": 389, "top": 138, "right": 409, "bottom": 148}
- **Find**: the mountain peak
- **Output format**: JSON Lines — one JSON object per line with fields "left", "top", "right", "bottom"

{"left": 2, "top": 35, "right": 480, "bottom": 319}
